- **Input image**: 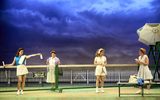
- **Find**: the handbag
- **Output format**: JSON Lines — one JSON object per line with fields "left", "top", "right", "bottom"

{"left": 58, "top": 67, "right": 63, "bottom": 76}
{"left": 137, "top": 78, "right": 144, "bottom": 86}
{"left": 128, "top": 75, "right": 137, "bottom": 83}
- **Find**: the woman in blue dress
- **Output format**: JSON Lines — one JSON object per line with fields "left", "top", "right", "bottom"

{"left": 5, "top": 48, "right": 42, "bottom": 95}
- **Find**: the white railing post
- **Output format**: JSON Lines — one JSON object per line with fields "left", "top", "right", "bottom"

{"left": 87, "top": 70, "right": 89, "bottom": 85}
{"left": 70, "top": 70, "right": 73, "bottom": 85}
{"left": 7, "top": 70, "right": 10, "bottom": 85}
{"left": 118, "top": 69, "right": 121, "bottom": 83}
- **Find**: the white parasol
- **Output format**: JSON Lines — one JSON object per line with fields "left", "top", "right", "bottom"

{"left": 137, "top": 23, "right": 160, "bottom": 45}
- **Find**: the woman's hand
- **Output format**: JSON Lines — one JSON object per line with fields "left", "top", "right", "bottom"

{"left": 2, "top": 61, "right": 5, "bottom": 68}
{"left": 135, "top": 59, "right": 140, "bottom": 64}
{"left": 101, "top": 63, "right": 105, "bottom": 66}
{"left": 37, "top": 53, "right": 42, "bottom": 56}
{"left": 136, "top": 60, "right": 147, "bottom": 66}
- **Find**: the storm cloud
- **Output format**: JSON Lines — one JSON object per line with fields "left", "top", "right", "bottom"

{"left": 0, "top": 0, "right": 159, "bottom": 64}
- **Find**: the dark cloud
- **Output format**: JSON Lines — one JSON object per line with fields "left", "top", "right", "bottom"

{"left": 0, "top": 0, "right": 160, "bottom": 64}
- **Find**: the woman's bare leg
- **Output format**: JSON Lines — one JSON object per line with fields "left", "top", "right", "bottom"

{"left": 96, "top": 76, "right": 100, "bottom": 87}
{"left": 17, "top": 76, "right": 22, "bottom": 94}
{"left": 100, "top": 76, "right": 105, "bottom": 87}
{"left": 96, "top": 76, "right": 100, "bottom": 92}
{"left": 17, "top": 76, "right": 22, "bottom": 90}
{"left": 21, "top": 75, "right": 26, "bottom": 91}
{"left": 100, "top": 76, "right": 105, "bottom": 92}
{"left": 147, "top": 80, "right": 152, "bottom": 90}
{"left": 136, "top": 86, "right": 142, "bottom": 94}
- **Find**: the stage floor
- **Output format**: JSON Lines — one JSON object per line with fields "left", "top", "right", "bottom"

{"left": 0, "top": 87, "right": 160, "bottom": 100}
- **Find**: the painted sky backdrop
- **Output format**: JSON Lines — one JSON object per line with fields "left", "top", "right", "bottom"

{"left": 0, "top": 0, "right": 160, "bottom": 65}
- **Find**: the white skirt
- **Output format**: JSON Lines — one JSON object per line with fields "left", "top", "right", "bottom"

{"left": 137, "top": 65, "right": 153, "bottom": 80}
{"left": 95, "top": 66, "right": 107, "bottom": 76}
{"left": 46, "top": 68, "right": 55, "bottom": 83}
{"left": 16, "top": 65, "right": 28, "bottom": 76}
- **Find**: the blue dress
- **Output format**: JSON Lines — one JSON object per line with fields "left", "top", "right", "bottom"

{"left": 15, "top": 56, "right": 26, "bottom": 65}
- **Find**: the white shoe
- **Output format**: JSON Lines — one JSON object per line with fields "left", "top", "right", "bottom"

{"left": 96, "top": 88, "right": 99, "bottom": 93}
{"left": 136, "top": 90, "right": 141, "bottom": 94}
{"left": 20, "top": 90, "right": 23, "bottom": 95}
{"left": 17, "top": 90, "right": 20, "bottom": 95}
{"left": 101, "top": 88, "right": 104, "bottom": 93}
{"left": 145, "top": 90, "right": 150, "bottom": 94}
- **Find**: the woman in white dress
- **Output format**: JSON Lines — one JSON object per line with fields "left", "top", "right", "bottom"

{"left": 135, "top": 48, "right": 153, "bottom": 94}
{"left": 5, "top": 48, "right": 42, "bottom": 95}
{"left": 94, "top": 48, "right": 107, "bottom": 93}
{"left": 46, "top": 50, "right": 60, "bottom": 88}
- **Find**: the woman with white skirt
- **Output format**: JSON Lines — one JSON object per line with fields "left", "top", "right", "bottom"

{"left": 135, "top": 48, "right": 153, "bottom": 94}
{"left": 46, "top": 50, "right": 60, "bottom": 88}
{"left": 94, "top": 48, "right": 107, "bottom": 93}
{"left": 5, "top": 48, "right": 42, "bottom": 95}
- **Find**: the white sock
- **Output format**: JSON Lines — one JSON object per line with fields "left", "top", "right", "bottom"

{"left": 101, "top": 87, "right": 104, "bottom": 92}
{"left": 96, "top": 87, "right": 99, "bottom": 92}
{"left": 17, "top": 90, "right": 20, "bottom": 95}
{"left": 20, "top": 90, "right": 23, "bottom": 94}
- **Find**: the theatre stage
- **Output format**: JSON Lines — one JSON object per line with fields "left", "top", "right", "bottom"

{"left": 0, "top": 87, "right": 160, "bottom": 100}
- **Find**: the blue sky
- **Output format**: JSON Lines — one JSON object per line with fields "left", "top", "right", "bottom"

{"left": 0, "top": 0, "right": 160, "bottom": 64}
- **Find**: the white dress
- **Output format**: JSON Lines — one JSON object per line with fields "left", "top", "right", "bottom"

{"left": 16, "top": 55, "right": 28, "bottom": 76}
{"left": 46, "top": 57, "right": 60, "bottom": 83}
{"left": 137, "top": 55, "right": 153, "bottom": 80}
{"left": 94, "top": 56, "right": 107, "bottom": 76}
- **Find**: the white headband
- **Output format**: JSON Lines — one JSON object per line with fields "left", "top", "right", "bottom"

{"left": 98, "top": 48, "right": 104, "bottom": 54}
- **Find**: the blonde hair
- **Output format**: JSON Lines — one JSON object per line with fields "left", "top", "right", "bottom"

{"left": 140, "top": 48, "right": 146, "bottom": 54}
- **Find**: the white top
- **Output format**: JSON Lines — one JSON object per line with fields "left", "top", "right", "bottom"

{"left": 138, "top": 55, "right": 148, "bottom": 67}
{"left": 94, "top": 56, "right": 107, "bottom": 76}
{"left": 47, "top": 57, "right": 60, "bottom": 65}
{"left": 19, "top": 55, "right": 26, "bottom": 65}
{"left": 94, "top": 56, "right": 106, "bottom": 66}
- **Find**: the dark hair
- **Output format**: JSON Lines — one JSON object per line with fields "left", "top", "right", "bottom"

{"left": 50, "top": 50, "right": 56, "bottom": 54}
{"left": 16, "top": 48, "right": 24, "bottom": 56}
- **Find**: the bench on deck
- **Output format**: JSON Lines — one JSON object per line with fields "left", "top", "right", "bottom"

{"left": 117, "top": 82, "right": 160, "bottom": 97}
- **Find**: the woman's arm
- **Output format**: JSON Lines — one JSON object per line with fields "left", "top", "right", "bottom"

{"left": 94, "top": 57, "right": 98, "bottom": 65}
{"left": 102, "top": 57, "right": 107, "bottom": 66}
{"left": 102, "top": 61, "right": 107, "bottom": 66}
{"left": 5, "top": 57, "right": 16, "bottom": 67}
{"left": 57, "top": 60, "right": 60, "bottom": 65}
{"left": 55, "top": 58, "right": 61, "bottom": 65}
{"left": 135, "top": 58, "right": 140, "bottom": 64}
{"left": 26, "top": 53, "right": 42, "bottom": 59}
{"left": 94, "top": 58, "right": 102, "bottom": 66}
{"left": 139, "top": 56, "right": 149, "bottom": 66}
{"left": 46, "top": 59, "right": 49, "bottom": 65}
